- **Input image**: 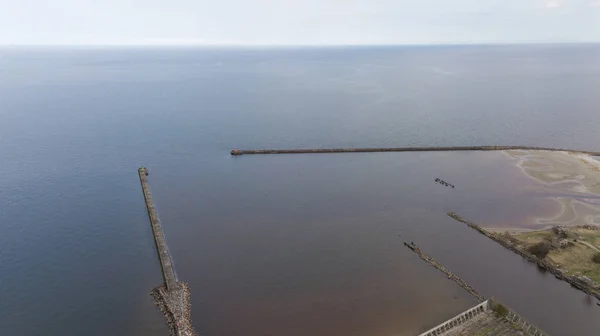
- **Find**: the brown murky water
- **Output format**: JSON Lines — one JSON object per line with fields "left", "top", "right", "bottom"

{"left": 4, "top": 46, "right": 600, "bottom": 336}
{"left": 151, "top": 152, "right": 600, "bottom": 336}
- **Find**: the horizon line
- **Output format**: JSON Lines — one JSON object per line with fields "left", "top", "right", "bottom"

{"left": 1, "top": 41, "right": 599, "bottom": 48}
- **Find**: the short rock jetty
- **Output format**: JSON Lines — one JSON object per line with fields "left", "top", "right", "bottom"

{"left": 230, "top": 146, "right": 600, "bottom": 156}
{"left": 138, "top": 167, "right": 197, "bottom": 336}
{"left": 404, "top": 241, "right": 485, "bottom": 301}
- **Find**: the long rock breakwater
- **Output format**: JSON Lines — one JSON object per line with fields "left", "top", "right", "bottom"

{"left": 231, "top": 146, "right": 600, "bottom": 156}
{"left": 138, "top": 167, "right": 177, "bottom": 291}
{"left": 138, "top": 167, "right": 197, "bottom": 336}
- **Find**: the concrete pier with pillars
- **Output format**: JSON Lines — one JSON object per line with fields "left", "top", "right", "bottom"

{"left": 417, "top": 300, "right": 549, "bottom": 336}
{"left": 405, "top": 242, "right": 549, "bottom": 336}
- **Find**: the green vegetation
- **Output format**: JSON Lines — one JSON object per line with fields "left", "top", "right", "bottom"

{"left": 527, "top": 241, "right": 552, "bottom": 259}
{"left": 552, "top": 226, "right": 568, "bottom": 238}
{"left": 501, "top": 232, "right": 519, "bottom": 245}
{"left": 498, "top": 227, "right": 600, "bottom": 284}
{"left": 492, "top": 303, "right": 509, "bottom": 317}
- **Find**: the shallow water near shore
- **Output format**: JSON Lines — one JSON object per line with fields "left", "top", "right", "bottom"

{"left": 508, "top": 150, "right": 600, "bottom": 228}
{"left": 2, "top": 45, "right": 600, "bottom": 336}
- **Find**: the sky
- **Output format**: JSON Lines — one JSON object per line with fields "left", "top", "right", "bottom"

{"left": 1, "top": 0, "right": 600, "bottom": 45}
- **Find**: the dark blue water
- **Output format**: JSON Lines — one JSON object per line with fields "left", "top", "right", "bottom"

{"left": 1, "top": 45, "right": 600, "bottom": 336}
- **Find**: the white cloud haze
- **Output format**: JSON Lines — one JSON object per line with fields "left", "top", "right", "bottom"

{"left": 0, "top": 0, "right": 599, "bottom": 45}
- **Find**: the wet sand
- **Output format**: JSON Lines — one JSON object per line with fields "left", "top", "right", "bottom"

{"left": 502, "top": 150, "right": 600, "bottom": 230}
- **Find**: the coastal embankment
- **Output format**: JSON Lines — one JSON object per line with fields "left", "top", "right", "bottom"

{"left": 447, "top": 212, "right": 600, "bottom": 300}
{"left": 230, "top": 146, "right": 600, "bottom": 156}
{"left": 138, "top": 167, "right": 197, "bottom": 336}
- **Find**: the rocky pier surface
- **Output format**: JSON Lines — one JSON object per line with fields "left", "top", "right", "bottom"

{"left": 404, "top": 241, "right": 486, "bottom": 301}
{"left": 230, "top": 146, "right": 600, "bottom": 156}
{"left": 139, "top": 167, "right": 198, "bottom": 336}
{"left": 151, "top": 282, "right": 196, "bottom": 336}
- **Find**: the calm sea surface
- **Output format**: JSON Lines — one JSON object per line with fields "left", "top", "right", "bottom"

{"left": 1, "top": 45, "right": 600, "bottom": 336}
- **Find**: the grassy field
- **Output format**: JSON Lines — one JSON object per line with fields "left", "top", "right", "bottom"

{"left": 504, "top": 227, "right": 600, "bottom": 284}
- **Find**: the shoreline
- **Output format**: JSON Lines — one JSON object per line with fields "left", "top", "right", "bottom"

{"left": 484, "top": 227, "right": 554, "bottom": 234}
{"left": 447, "top": 212, "right": 600, "bottom": 300}
{"left": 505, "top": 150, "right": 600, "bottom": 228}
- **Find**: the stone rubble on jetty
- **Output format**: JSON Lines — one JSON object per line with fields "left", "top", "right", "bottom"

{"left": 404, "top": 241, "right": 485, "bottom": 301}
{"left": 139, "top": 167, "right": 198, "bottom": 336}
{"left": 151, "top": 282, "right": 196, "bottom": 336}
{"left": 230, "top": 146, "right": 600, "bottom": 156}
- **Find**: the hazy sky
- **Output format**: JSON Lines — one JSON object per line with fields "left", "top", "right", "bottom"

{"left": 1, "top": 0, "right": 600, "bottom": 45}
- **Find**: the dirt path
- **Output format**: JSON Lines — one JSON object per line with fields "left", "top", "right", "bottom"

{"left": 578, "top": 240, "right": 600, "bottom": 253}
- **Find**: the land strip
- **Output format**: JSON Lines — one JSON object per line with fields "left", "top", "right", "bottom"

{"left": 447, "top": 212, "right": 600, "bottom": 300}
{"left": 138, "top": 167, "right": 197, "bottom": 336}
{"left": 230, "top": 146, "right": 600, "bottom": 156}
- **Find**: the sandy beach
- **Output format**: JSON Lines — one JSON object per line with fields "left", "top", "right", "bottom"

{"left": 504, "top": 150, "right": 600, "bottom": 229}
